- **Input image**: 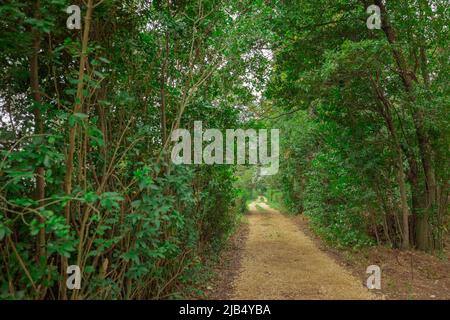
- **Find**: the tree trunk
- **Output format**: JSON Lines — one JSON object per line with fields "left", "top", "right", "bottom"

{"left": 160, "top": 32, "right": 169, "bottom": 144}
{"left": 62, "top": 0, "right": 95, "bottom": 299}
{"left": 371, "top": 78, "right": 410, "bottom": 249}
{"left": 29, "top": 0, "right": 46, "bottom": 261}
{"left": 375, "top": 0, "right": 436, "bottom": 250}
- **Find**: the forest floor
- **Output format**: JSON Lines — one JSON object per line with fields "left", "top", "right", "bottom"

{"left": 206, "top": 199, "right": 450, "bottom": 300}
{"left": 207, "top": 199, "right": 375, "bottom": 299}
{"left": 291, "top": 214, "right": 450, "bottom": 300}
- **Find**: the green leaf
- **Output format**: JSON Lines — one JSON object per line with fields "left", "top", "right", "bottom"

{"left": 98, "top": 57, "right": 111, "bottom": 64}
{"left": 0, "top": 223, "right": 11, "bottom": 241}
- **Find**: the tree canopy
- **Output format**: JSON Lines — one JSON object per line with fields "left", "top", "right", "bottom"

{"left": 0, "top": 0, "right": 448, "bottom": 299}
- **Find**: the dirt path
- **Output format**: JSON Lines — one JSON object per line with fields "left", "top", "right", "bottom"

{"left": 229, "top": 199, "right": 374, "bottom": 299}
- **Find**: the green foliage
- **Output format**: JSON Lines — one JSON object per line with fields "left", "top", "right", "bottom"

{"left": 263, "top": 0, "right": 449, "bottom": 250}
{"left": 0, "top": 0, "right": 273, "bottom": 299}
{"left": 1, "top": 0, "right": 447, "bottom": 300}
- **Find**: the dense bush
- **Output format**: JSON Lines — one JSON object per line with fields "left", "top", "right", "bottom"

{"left": 263, "top": 0, "right": 449, "bottom": 251}
{"left": 0, "top": 0, "right": 271, "bottom": 299}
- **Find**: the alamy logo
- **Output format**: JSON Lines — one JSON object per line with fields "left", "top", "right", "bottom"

{"left": 66, "top": 265, "right": 81, "bottom": 290}
{"left": 171, "top": 121, "right": 279, "bottom": 175}
{"left": 66, "top": 5, "right": 81, "bottom": 30}
{"left": 366, "top": 265, "right": 381, "bottom": 289}
{"left": 366, "top": 5, "right": 381, "bottom": 30}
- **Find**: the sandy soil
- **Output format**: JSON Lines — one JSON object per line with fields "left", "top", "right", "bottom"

{"left": 291, "top": 214, "right": 450, "bottom": 300}
{"left": 229, "top": 200, "right": 374, "bottom": 300}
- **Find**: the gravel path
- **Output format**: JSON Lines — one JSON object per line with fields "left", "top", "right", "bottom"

{"left": 230, "top": 200, "right": 374, "bottom": 299}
